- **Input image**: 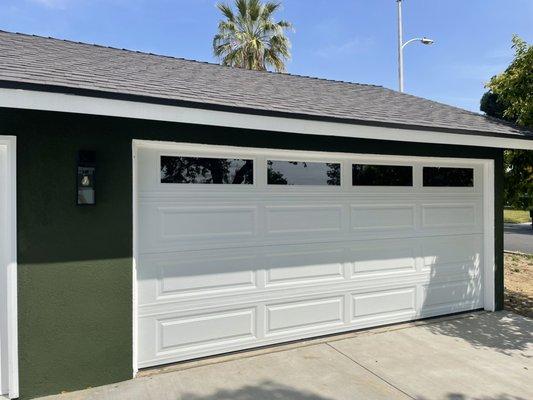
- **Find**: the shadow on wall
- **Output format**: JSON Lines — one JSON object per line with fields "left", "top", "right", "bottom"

{"left": 180, "top": 380, "right": 335, "bottom": 400}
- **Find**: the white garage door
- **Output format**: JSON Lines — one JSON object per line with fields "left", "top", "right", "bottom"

{"left": 135, "top": 142, "right": 486, "bottom": 368}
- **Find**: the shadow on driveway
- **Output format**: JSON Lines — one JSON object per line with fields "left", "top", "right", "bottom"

{"left": 422, "top": 312, "right": 531, "bottom": 356}
{"left": 40, "top": 312, "right": 532, "bottom": 400}
{"left": 181, "top": 380, "right": 335, "bottom": 400}
{"left": 434, "top": 395, "right": 529, "bottom": 400}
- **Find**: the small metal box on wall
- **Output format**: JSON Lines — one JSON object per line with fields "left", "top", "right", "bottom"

{"left": 77, "top": 150, "right": 96, "bottom": 205}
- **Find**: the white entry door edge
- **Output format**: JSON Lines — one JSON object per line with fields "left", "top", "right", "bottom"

{"left": 0, "top": 136, "right": 18, "bottom": 399}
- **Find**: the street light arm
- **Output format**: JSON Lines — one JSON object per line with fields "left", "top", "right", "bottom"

{"left": 401, "top": 37, "right": 426, "bottom": 49}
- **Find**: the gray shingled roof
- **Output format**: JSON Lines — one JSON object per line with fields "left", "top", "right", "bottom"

{"left": 0, "top": 30, "right": 531, "bottom": 139}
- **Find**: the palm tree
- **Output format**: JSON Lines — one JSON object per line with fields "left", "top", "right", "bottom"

{"left": 213, "top": 0, "right": 292, "bottom": 72}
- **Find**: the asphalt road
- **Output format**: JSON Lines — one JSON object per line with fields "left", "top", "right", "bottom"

{"left": 504, "top": 223, "right": 533, "bottom": 254}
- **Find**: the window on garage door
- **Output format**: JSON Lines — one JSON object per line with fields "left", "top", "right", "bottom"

{"left": 423, "top": 167, "right": 474, "bottom": 187}
{"left": 267, "top": 160, "right": 341, "bottom": 186}
{"left": 161, "top": 156, "right": 254, "bottom": 184}
{"left": 352, "top": 164, "right": 413, "bottom": 186}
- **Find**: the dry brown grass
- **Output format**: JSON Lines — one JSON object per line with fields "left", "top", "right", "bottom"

{"left": 504, "top": 253, "right": 533, "bottom": 318}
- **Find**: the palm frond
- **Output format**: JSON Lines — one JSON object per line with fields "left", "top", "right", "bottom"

{"left": 213, "top": 0, "right": 292, "bottom": 72}
{"left": 216, "top": 3, "right": 235, "bottom": 22}
{"left": 262, "top": 1, "right": 281, "bottom": 18}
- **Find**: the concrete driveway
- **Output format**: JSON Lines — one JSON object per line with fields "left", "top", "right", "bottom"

{"left": 505, "top": 223, "right": 533, "bottom": 254}
{"left": 40, "top": 311, "right": 532, "bottom": 400}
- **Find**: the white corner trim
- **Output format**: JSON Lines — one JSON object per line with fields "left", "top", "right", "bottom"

{"left": 1, "top": 88, "right": 533, "bottom": 151}
{"left": 132, "top": 141, "right": 139, "bottom": 377}
{"left": 483, "top": 160, "right": 496, "bottom": 311}
{"left": 0, "top": 136, "right": 18, "bottom": 399}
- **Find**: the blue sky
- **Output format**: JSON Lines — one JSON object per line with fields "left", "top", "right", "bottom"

{"left": 0, "top": 0, "right": 531, "bottom": 112}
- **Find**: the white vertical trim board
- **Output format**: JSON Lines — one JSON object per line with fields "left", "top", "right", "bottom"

{"left": 483, "top": 160, "right": 496, "bottom": 311}
{"left": 0, "top": 136, "right": 18, "bottom": 399}
{"left": 132, "top": 141, "right": 139, "bottom": 377}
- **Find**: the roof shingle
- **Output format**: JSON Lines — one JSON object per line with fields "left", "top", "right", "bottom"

{"left": 0, "top": 30, "right": 531, "bottom": 139}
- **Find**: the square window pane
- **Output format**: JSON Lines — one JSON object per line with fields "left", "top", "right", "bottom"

{"left": 161, "top": 156, "right": 253, "bottom": 184}
{"left": 423, "top": 167, "right": 474, "bottom": 187}
{"left": 352, "top": 164, "right": 413, "bottom": 186}
{"left": 267, "top": 160, "right": 340, "bottom": 185}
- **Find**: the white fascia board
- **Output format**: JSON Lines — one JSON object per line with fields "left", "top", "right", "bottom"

{"left": 1, "top": 88, "right": 532, "bottom": 150}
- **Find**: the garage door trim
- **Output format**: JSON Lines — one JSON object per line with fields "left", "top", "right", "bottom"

{"left": 0, "top": 135, "right": 18, "bottom": 399}
{"left": 131, "top": 139, "right": 496, "bottom": 374}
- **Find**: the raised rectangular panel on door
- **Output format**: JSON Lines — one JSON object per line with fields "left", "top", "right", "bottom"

{"left": 266, "top": 296, "right": 344, "bottom": 335}
{"left": 265, "top": 204, "right": 345, "bottom": 236}
{"left": 137, "top": 306, "right": 257, "bottom": 367}
{"left": 350, "top": 239, "right": 418, "bottom": 277}
{"left": 420, "top": 279, "right": 483, "bottom": 317}
{"left": 421, "top": 203, "right": 482, "bottom": 232}
{"left": 351, "top": 204, "right": 415, "bottom": 232}
{"left": 351, "top": 287, "right": 416, "bottom": 322}
{"left": 158, "top": 308, "right": 256, "bottom": 351}
{"left": 137, "top": 251, "right": 258, "bottom": 305}
{"left": 135, "top": 142, "right": 487, "bottom": 369}
{"left": 422, "top": 235, "right": 483, "bottom": 280}
{"left": 265, "top": 245, "right": 345, "bottom": 286}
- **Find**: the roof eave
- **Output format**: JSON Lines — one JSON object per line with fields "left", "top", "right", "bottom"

{"left": 1, "top": 81, "right": 532, "bottom": 150}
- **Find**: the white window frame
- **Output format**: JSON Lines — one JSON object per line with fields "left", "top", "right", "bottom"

{"left": 131, "top": 140, "right": 496, "bottom": 375}
{"left": 0, "top": 136, "right": 18, "bottom": 399}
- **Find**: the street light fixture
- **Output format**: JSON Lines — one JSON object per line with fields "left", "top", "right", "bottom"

{"left": 397, "top": 0, "right": 434, "bottom": 92}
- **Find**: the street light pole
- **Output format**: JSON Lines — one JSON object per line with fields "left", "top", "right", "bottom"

{"left": 397, "top": 0, "right": 434, "bottom": 92}
{"left": 397, "top": 0, "right": 404, "bottom": 92}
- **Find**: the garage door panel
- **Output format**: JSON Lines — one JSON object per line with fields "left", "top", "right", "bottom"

{"left": 351, "top": 287, "right": 416, "bottom": 321}
{"left": 139, "top": 201, "right": 483, "bottom": 254}
{"left": 138, "top": 307, "right": 257, "bottom": 364}
{"left": 157, "top": 308, "right": 256, "bottom": 351}
{"left": 160, "top": 206, "right": 257, "bottom": 240}
{"left": 139, "top": 204, "right": 259, "bottom": 250}
{"left": 265, "top": 296, "right": 344, "bottom": 335}
{"left": 265, "top": 204, "right": 346, "bottom": 235}
{"left": 427, "top": 263, "right": 481, "bottom": 283}
{"left": 136, "top": 144, "right": 486, "bottom": 368}
{"left": 420, "top": 278, "right": 483, "bottom": 310}
{"left": 138, "top": 257, "right": 258, "bottom": 304}
{"left": 351, "top": 204, "right": 416, "bottom": 231}
{"left": 350, "top": 239, "right": 418, "bottom": 276}
{"left": 265, "top": 246, "right": 345, "bottom": 286}
{"left": 422, "top": 235, "right": 482, "bottom": 269}
{"left": 421, "top": 203, "right": 482, "bottom": 232}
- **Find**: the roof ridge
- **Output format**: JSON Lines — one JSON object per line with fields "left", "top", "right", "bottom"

{"left": 0, "top": 29, "right": 382, "bottom": 88}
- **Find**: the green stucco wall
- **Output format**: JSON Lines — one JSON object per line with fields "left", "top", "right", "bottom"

{"left": 0, "top": 108, "right": 504, "bottom": 399}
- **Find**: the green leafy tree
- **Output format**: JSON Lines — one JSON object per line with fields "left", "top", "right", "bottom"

{"left": 481, "top": 35, "right": 533, "bottom": 210}
{"left": 213, "top": 0, "right": 292, "bottom": 72}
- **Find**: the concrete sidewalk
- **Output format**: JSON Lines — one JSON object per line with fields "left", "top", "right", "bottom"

{"left": 40, "top": 311, "right": 532, "bottom": 400}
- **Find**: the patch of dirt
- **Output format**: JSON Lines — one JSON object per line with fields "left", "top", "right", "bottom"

{"left": 504, "top": 253, "right": 533, "bottom": 318}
